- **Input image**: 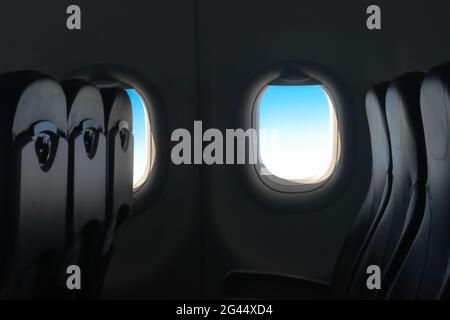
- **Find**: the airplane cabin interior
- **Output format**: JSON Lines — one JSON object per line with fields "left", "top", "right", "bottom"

{"left": 0, "top": 0, "right": 449, "bottom": 303}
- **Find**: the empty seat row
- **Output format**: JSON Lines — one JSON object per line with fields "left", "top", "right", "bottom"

{"left": 386, "top": 64, "right": 450, "bottom": 299}
{"left": 223, "top": 63, "right": 450, "bottom": 300}
{"left": 346, "top": 65, "right": 450, "bottom": 300}
{"left": 0, "top": 72, "right": 133, "bottom": 299}
{"left": 347, "top": 72, "right": 427, "bottom": 299}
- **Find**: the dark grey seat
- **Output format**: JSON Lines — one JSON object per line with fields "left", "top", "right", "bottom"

{"left": 333, "top": 82, "right": 392, "bottom": 294}
{"left": 101, "top": 88, "right": 134, "bottom": 255}
{"left": 0, "top": 71, "right": 68, "bottom": 298}
{"left": 61, "top": 79, "right": 107, "bottom": 297}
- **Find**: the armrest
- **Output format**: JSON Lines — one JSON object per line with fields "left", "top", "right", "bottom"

{"left": 222, "top": 270, "right": 333, "bottom": 300}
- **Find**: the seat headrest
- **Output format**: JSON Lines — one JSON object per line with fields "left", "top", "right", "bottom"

{"left": 62, "top": 80, "right": 105, "bottom": 134}
{"left": 101, "top": 88, "right": 133, "bottom": 132}
{"left": 0, "top": 72, "right": 67, "bottom": 138}
{"left": 365, "top": 82, "right": 391, "bottom": 171}
{"left": 420, "top": 63, "right": 450, "bottom": 160}
{"left": 386, "top": 72, "right": 426, "bottom": 181}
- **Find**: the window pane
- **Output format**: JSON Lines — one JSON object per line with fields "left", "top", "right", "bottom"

{"left": 258, "top": 85, "right": 338, "bottom": 184}
{"left": 126, "top": 89, "right": 153, "bottom": 190}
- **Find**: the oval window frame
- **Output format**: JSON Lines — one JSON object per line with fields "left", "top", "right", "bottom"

{"left": 253, "top": 82, "right": 341, "bottom": 193}
{"left": 238, "top": 61, "right": 355, "bottom": 213}
{"left": 126, "top": 88, "right": 156, "bottom": 191}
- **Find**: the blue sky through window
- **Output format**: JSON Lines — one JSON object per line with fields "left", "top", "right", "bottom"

{"left": 126, "top": 89, "right": 149, "bottom": 187}
{"left": 258, "top": 85, "right": 336, "bottom": 182}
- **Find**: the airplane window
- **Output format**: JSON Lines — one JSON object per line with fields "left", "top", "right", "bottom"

{"left": 126, "top": 89, "right": 155, "bottom": 190}
{"left": 257, "top": 84, "right": 340, "bottom": 188}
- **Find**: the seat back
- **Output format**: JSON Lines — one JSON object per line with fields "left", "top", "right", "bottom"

{"left": 100, "top": 88, "right": 133, "bottom": 255}
{"left": 333, "top": 82, "right": 392, "bottom": 292}
{"left": 61, "top": 80, "right": 107, "bottom": 296}
{"left": 0, "top": 71, "right": 67, "bottom": 298}
{"left": 347, "top": 72, "right": 427, "bottom": 299}
{"left": 386, "top": 64, "right": 450, "bottom": 299}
